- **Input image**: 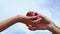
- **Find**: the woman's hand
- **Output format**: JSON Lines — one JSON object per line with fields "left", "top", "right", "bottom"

{"left": 0, "top": 15, "right": 37, "bottom": 32}
{"left": 16, "top": 15, "right": 37, "bottom": 23}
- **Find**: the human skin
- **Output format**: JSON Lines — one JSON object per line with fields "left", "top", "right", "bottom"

{"left": 0, "top": 15, "right": 37, "bottom": 32}
{"left": 0, "top": 14, "right": 60, "bottom": 34}
{"left": 27, "top": 14, "right": 60, "bottom": 34}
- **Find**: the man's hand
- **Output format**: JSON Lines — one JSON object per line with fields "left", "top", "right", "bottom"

{"left": 26, "top": 14, "right": 53, "bottom": 30}
{"left": 25, "top": 14, "right": 60, "bottom": 34}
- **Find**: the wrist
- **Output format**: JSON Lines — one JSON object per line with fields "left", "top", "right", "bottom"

{"left": 14, "top": 15, "right": 21, "bottom": 23}
{"left": 15, "top": 15, "right": 24, "bottom": 23}
{"left": 48, "top": 24, "right": 60, "bottom": 34}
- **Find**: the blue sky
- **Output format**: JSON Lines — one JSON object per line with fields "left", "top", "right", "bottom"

{"left": 0, "top": 0, "right": 60, "bottom": 34}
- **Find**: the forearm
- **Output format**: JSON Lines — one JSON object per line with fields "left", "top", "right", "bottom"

{"left": 48, "top": 24, "right": 60, "bottom": 34}
{"left": 0, "top": 15, "right": 19, "bottom": 32}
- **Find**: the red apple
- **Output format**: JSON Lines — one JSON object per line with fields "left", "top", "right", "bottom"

{"left": 26, "top": 11, "right": 40, "bottom": 30}
{"left": 26, "top": 11, "right": 38, "bottom": 16}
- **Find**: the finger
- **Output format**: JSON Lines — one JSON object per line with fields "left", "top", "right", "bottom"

{"left": 28, "top": 16, "right": 37, "bottom": 20}
{"left": 37, "top": 14, "right": 48, "bottom": 19}
{"left": 31, "top": 18, "right": 42, "bottom": 23}
{"left": 28, "top": 27, "right": 37, "bottom": 31}
{"left": 37, "top": 14, "right": 52, "bottom": 23}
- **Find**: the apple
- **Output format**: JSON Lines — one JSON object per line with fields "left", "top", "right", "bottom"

{"left": 26, "top": 11, "right": 40, "bottom": 30}
{"left": 26, "top": 11, "right": 38, "bottom": 16}
{"left": 26, "top": 11, "right": 38, "bottom": 20}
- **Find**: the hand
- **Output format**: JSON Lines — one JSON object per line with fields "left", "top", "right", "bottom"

{"left": 35, "top": 14, "right": 60, "bottom": 34}
{"left": 26, "top": 14, "right": 55, "bottom": 30}
{"left": 23, "top": 14, "right": 60, "bottom": 34}
{"left": 16, "top": 15, "right": 37, "bottom": 24}
{"left": 0, "top": 15, "right": 37, "bottom": 32}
